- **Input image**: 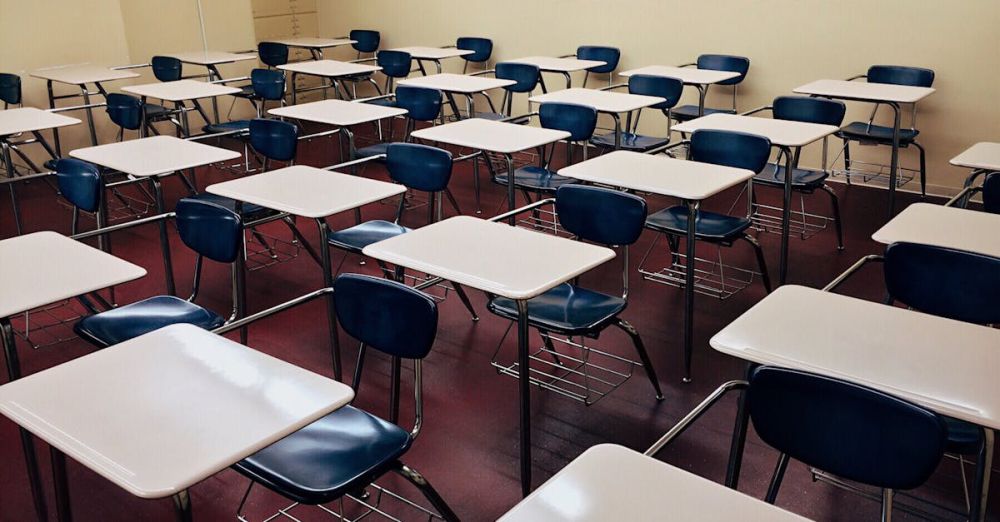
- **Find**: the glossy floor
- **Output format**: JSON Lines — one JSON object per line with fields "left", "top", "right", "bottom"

{"left": 0, "top": 130, "right": 991, "bottom": 521}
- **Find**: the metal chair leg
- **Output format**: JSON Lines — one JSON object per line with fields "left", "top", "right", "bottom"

{"left": 820, "top": 184, "right": 845, "bottom": 251}
{"left": 743, "top": 234, "right": 773, "bottom": 293}
{"left": 394, "top": 462, "right": 459, "bottom": 522}
{"left": 614, "top": 318, "right": 663, "bottom": 400}
{"left": 765, "top": 453, "right": 790, "bottom": 504}
{"left": 451, "top": 282, "right": 479, "bottom": 321}
{"left": 842, "top": 139, "right": 853, "bottom": 185}
{"left": 913, "top": 141, "right": 927, "bottom": 199}
{"left": 970, "top": 428, "right": 994, "bottom": 522}
{"left": 881, "top": 488, "right": 894, "bottom": 522}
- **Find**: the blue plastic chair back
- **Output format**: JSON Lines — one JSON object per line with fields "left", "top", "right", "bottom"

{"left": 249, "top": 118, "right": 298, "bottom": 162}
{"left": 773, "top": 96, "right": 846, "bottom": 126}
{"left": 395, "top": 86, "right": 442, "bottom": 122}
{"left": 577, "top": 46, "right": 620, "bottom": 74}
{"left": 334, "top": 273, "right": 438, "bottom": 359}
{"left": 539, "top": 102, "right": 598, "bottom": 142}
{"left": 377, "top": 50, "right": 412, "bottom": 79}
{"left": 350, "top": 30, "right": 381, "bottom": 54}
{"left": 748, "top": 366, "right": 946, "bottom": 490}
{"left": 387, "top": 143, "right": 452, "bottom": 193}
{"left": 884, "top": 242, "right": 1000, "bottom": 325}
{"left": 105, "top": 93, "right": 143, "bottom": 131}
{"left": 251, "top": 68, "right": 285, "bottom": 101}
{"left": 628, "top": 75, "right": 683, "bottom": 110}
{"left": 982, "top": 173, "right": 1000, "bottom": 214}
{"left": 690, "top": 129, "right": 771, "bottom": 172}
{"left": 151, "top": 56, "right": 182, "bottom": 82}
{"left": 175, "top": 198, "right": 243, "bottom": 264}
{"left": 257, "top": 42, "right": 289, "bottom": 68}
{"left": 55, "top": 159, "right": 103, "bottom": 213}
{"left": 457, "top": 37, "right": 493, "bottom": 63}
{"left": 0, "top": 73, "right": 21, "bottom": 106}
{"left": 556, "top": 185, "right": 647, "bottom": 246}
{"left": 868, "top": 65, "right": 934, "bottom": 88}
{"left": 697, "top": 54, "right": 750, "bottom": 86}
{"left": 496, "top": 62, "right": 540, "bottom": 93}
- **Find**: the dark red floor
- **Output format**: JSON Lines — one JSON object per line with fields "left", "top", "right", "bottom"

{"left": 0, "top": 129, "right": 994, "bottom": 521}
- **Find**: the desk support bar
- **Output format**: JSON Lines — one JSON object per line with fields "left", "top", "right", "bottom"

{"left": 822, "top": 254, "right": 884, "bottom": 293}
{"left": 645, "top": 379, "right": 748, "bottom": 457}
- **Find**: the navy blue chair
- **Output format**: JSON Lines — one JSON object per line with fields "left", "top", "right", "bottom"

{"left": 838, "top": 65, "right": 935, "bottom": 197}
{"left": 488, "top": 185, "right": 664, "bottom": 400}
{"left": 671, "top": 54, "right": 750, "bottom": 123}
{"left": 372, "top": 50, "right": 413, "bottom": 96}
{"left": 257, "top": 41, "right": 289, "bottom": 68}
{"left": 232, "top": 274, "right": 458, "bottom": 521}
{"left": 475, "top": 62, "right": 541, "bottom": 120}
{"left": 350, "top": 29, "right": 381, "bottom": 58}
{"left": 576, "top": 45, "right": 620, "bottom": 88}
{"left": 591, "top": 74, "right": 684, "bottom": 152}
{"left": 151, "top": 56, "right": 183, "bottom": 82}
{"left": 492, "top": 102, "right": 597, "bottom": 205}
{"left": 356, "top": 86, "right": 442, "bottom": 158}
{"left": 752, "top": 96, "right": 847, "bottom": 250}
{"left": 55, "top": 159, "right": 105, "bottom": 235}
{"left": 879, "top": 241, "right": 999, "bottom": 520}
{"left": 747, "top": 366, "right": 946, "bottom": 518}
{"left": 645, "top": 129, "right": 772, "bottom": 292}
{"left": 457, "top": 36, "right": 493, "bottom": 73}
{"left": 105, "top": 93, "right": 172, "bottom": 139}
{"left": 205, "top": 68, "right": 287, "bottom": 140}
{"left": 74, "top": 198, "right": 245, "bottom": 348}
{"left": 982, "top": 173, "right": 1000, "bottom": 214}
{"left": 0, "top": 73, "right": 21, "bottom": 108}
{"left": 328, "top": 143, "right": 455, "bottom": 266}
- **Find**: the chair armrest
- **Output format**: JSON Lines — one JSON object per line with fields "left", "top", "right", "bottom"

{"left": 946, "top": 186, "right": 979, "bottom": 207}
{"left": 71, "top": 212, "right": 175, "bottom": 241}
{"left": 500, "top": 111, "right": 537, "bottom": 124}
{"left": 741, "top": 105, "right": 773, "bottom": 116}
{"left": 678, "top": 62, "right": 697, "bottom": 68}
{"left": 48, "top": 102, "right": 107, "bottom": 114}
{"left": 214, "top": 287, "right": 333, "bottom": 335}
{"left": 299, "top": 128, "right": 342, "bottom": 141}
{"left": 644, "top": 380, "right": 748, "bottom": 457}
{"left": 599, "top": 83, "right": 629, "bottom": 92}
{"left": 325, "top": 154, "right": 386, "bottom": 171}
{"left": 822, "top": 254, "right": 884, "bottom": 293}
{"left": 646, "top": 139, "right": 691, "bottom": 156}
{"left": 353, "top": 93, "right": 395, "bottom": 103}
{"left": 209, "top": 76, "right": 251, "bottom": 85}
{"left": 350, "top": 57, "right": 378, "bottom": 64}
{"left": 558, "top": 53, "right": 577, "bottom": 58}
{"left": 468, "top": 69, "right": 496, "bottom": 77}
{"left": 111, "top": 63, "right": 150, "bottom": 70}
{"left": 846, "top": 74, "right": 867, "bottom": 81}
{"left": 489, "top": 198, "right": 556, "bottom": 223}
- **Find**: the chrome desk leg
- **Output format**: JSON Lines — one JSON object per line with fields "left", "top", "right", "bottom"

{"left": 682, "top": 199, "right": 698, "bottom": 382}
{"left": 315, "top": 218, "right": 343, "bottom": 380}
{"left": 777, "top": 146, "right": 800, "bottom": 285}
{"left": 505, "top": 153, "right": 516, "bottom": 224}
{"left": 173, "top": 490, "right": 192, "bottom": 522}
{"left": 51, "top": 446, "right": 72, "bottom": 522}
{"left": 150, "top": 177, "right": 176, "bottom": 295}
{"left": 516, "top": 298, "right": 532, "bottom": 497}
{"left": 2, "top": 141, "right": 23, "bottom": 235}
{"left": 887, "top": 102, "right": 901, "bottom": 218}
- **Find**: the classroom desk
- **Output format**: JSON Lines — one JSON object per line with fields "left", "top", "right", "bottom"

{"left": 871, "top": 202, "right": 1000, "bottom": 258}
{"left": 31, "top": 64, "right": 141, "bottom": 147}
{"left": 410, "top": 118, "right": 570, "bottom": 217}
{"left": 207, "top": 165, "right": 406, "bottom": 379}
{"left": 619, "top": 65, "right": 740, "bottom": 117}
{"left": 673, "top": 113, "right": 838, "bottom": 285}
{"left": 951, "top": 142, "right": 1000, "bottom": 201}
{"left": 165, "top": 52, "right": 256, "bottom": 122}
{"left": 793, "top": 79, "right": 936, "bottom": 217}
{"left": 71, "top": 136, "right": 240, "bottom": 295}
{"left": 398, "top": 73, "right": 515, "bottom": 120}
{"left": 0, "top": 107, "right": 81, "bottom": 234}
{"left": 507, "top": 56, "right": 607, "bottom": 91}
{"left": 277, "top": 60, "right": 382, "bottom": 104}
{"left": 363, "top": 215, "right": 615, "bottom": 497}
{"left": 499, "top": 444, "right": 810, "bottom": 522}
{"left": 269, "top": 37, "right": 356, "bottom": 60}
{"left": 121, "top": 79, "right": 241, "bottom": 135}
{"left": 560, "top": 151, "right": 754, "bottom": 382}
{"left": 0, "top": 230, "right": 146, "bottom": 520}
{"left": 0, "top": 323, "right": 354, "bottom": 521}
{"left": 390, "top": 46, "right": 473, "bottom": 75}
{"left": 268, "top": 99, "right": 407, "bottom": 158}
{"left": 528, "top": 88, "right": 665, "bottom": 150}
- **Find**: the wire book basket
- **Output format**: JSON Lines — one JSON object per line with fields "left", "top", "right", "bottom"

{"left": 638, "top": 236, "right": 760, "bottom": 300}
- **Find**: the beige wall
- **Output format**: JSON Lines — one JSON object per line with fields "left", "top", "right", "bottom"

{"left": 0, "top": 0, "right": 257, "bottom": 156}
{"left": 317, "top": 0, "right": 1000, "bottom": 195}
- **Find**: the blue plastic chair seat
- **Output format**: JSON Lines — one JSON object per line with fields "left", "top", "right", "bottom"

{"left": 671, "top": 105, "right": 736, "bottom": 123}
{"left": 186, "top": 193, "right": 276, "bottom": 222}
{"left": 234, "top": 406, "right": 411, "bottom": 505}
{"left": 590, "top": 132, "right": 669, "bottom": 152}
{"left": 488, "top": 283, "right": 626, "bottom": 335}
{"left": 75, "top": 296, "right": 225, "bottom": 348}
{"left": 355, "top": 142, "right": 390, "bottom": 159}
{"left": 944, "top": 417, "right": 984, "bottom": 455}
{"left": 202, "top": 120, "right": 251, "bottom": 137}
{"left": 753, "top": 163, "right": 828, "bottom": 189}
{"left": 494, "top": 166, "right": 577, "bottom": 193}
{"left": 646, "top": 206, "right": 752, "bottom": 242}
{"left": 143, "top": 103, "right": 170, "bottom": 118}
{"left": 837, "top": 122, "right": 920, "bottom": 144}
{"left": 327, "top": 220, "right": 410, "bottom": 253}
